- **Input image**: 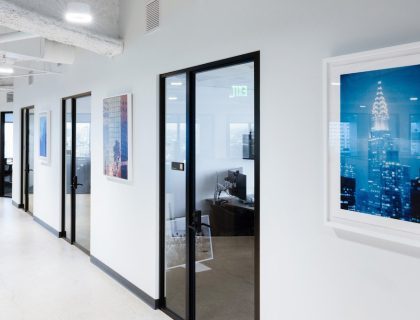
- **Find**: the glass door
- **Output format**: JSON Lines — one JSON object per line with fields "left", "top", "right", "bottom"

{"left": 163, "top": 73, "right": 187, "bottom": 319}
{"left": 194, "top": 62, "right": 256, "bottom": 320}
{"left": 64, "top": 99, "right": 72, "bottom": 240}
{"left": 161, "top": 53, "right": 259, "bottom": 320}
{"left": 62, "top": 93, "right": 91, "bottom": 253}
{"left": 22, "top": 107, "right": 34, "bottom": 214}
{"left": 0, "top": 112, "right": 13, "bottom": 198}
{"left": 74, "top": 96, "right": 91, "bottom": 251}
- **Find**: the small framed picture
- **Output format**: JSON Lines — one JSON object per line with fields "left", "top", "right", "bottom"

{"left": 39, "top": 111, "right": 50, "bottom": 164}
{"left": 103, "top": 93, "right": 133, "bottom": 181}
{"left": 324, "top": 42, "right": 420, "bottom": 246}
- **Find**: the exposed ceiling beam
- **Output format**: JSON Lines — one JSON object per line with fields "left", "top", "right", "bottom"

{"left": 0, "top": 0, "right": 123, "bottom": 57}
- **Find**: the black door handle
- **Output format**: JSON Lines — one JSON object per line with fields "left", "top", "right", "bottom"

{"left": 72, "top": 176, "right": 83, "bottom": 189}
{"left": 188, "top": 210, "right": 211, "bottom": 234}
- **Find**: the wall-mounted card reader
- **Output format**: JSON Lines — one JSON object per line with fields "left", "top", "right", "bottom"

{"left": 171, "top": 162, "right": 185, "bottom": 171}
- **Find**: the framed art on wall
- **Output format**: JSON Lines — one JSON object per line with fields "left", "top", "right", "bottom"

{"left": 39, "top": 111, "right": 50, "bottom": 164}
{"left": 103, "top": 93, "right": 132, "bottom": 181}
{"left": 324, "top": 42, "right": 420, "bottom": 246}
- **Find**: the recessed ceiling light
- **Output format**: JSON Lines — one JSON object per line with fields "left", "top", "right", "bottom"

{"left": 170, "top": 82, "right": 183, "bottom": 86}
{"left": 65, "top": 2, "right": 93, "bottom": 24}
{"left": 331, "top": 82, "right": 341, "bottom": 86}
{"left": 168, "top": 97, "right": 178, "bottom": 101}
{"left": 410, "top": 97, "right": 418, "bottom": 101}
{"left": 0, "top": 67, "right": 14, "bottom": 74}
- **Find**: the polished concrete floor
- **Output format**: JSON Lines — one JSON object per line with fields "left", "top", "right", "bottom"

{"left": 65, "top": 194, "right": 91, "bottom": 251}
{"left": 0, "top": 198, "right": 170, "bottom": 320}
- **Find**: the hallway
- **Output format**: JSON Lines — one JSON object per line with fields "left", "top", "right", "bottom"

{"left": 0, "top": 198, "right": 169, "bottom": 320}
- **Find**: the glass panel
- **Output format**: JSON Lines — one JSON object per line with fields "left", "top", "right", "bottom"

{"left": 28, "top": 109, "right": 35, "bottom": 213}
{"left": 195, "top": 62, "right": 255, "bottom": 320}
{"left": 75, "top": 96, "right": 91, "bottom": 251}
{"left": 64, "top": 99, "right": 72, "bottom": 240}
{"left": 164, "top": 73, "right": 187, "bottom": 318}
{"left": 3, "top": 113, "right": 13, "bottom": 197}
{"left": 22, "top": 111, "right": 27, "bottom": 208}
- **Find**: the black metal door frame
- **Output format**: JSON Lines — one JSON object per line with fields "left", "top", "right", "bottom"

{"left": 0, "top": 111, "right": 13, "bottom": 197}
{"left": 20, "top": 106, "right": 34, "bottom": 213}
{"left": 60, "top": 92, "right": 91, "bottom": 254}
{"left": 159, "top": 51, "right": 260, "bottom": 320}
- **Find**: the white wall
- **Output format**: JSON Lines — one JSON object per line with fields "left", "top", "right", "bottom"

{"left": 11, "top": 0, "right": 420, "bottom": 319}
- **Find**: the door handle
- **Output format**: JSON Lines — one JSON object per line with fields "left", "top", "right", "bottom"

{"left": 72, "top": 176, "right": 83, "bottom": 190}
{"left": 188, "top": 210, "right": 211, "bottom": 234}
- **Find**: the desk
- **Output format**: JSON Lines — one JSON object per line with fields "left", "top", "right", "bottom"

{"left": 205, "top": 198, "right": 255, "bottom": 236}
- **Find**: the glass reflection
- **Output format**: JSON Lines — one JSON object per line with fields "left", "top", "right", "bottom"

{"left": 164, "top": 73, "right": 187, "bottom": 318}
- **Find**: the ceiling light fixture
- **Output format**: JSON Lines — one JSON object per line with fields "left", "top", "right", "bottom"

{"left": 168, "top": 97, "right": 178, "bottom": 101}
{"left": 331, "top": 82, "right": 341, "bottom": 86}
{"left": 0, "top": 67, "right": 14, "bottom": 74}
{"left": 170, "top": 82, "right": 183, "bottom": 86}
{"left": 65, "top": 2, "right": 93, "bottom": 24}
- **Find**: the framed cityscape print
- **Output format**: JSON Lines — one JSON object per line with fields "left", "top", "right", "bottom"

{"left": 324, "top": 42, "right": 420, "bottom": 246}
{"left": 38, "top": 111, "right": 50, "bottom": 164}
{"left": 103, "top": 94, "right": 132, "bottom": 181}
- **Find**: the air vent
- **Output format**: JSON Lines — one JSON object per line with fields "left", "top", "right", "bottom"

{"left": 28, "top": 71, "right": 34, "bottom": 86}
{"left": 146, "top": 0, "right": 160, "bottom": 33}
{"left": 6, "top": 92, "right": 13, "bottom": 103}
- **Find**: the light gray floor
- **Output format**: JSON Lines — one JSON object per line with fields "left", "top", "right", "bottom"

{"left": 0, "top": 198, "right": 170, "bottom": 320}
{"left": 165, "top": 236, "right": 255, "bottom": 320}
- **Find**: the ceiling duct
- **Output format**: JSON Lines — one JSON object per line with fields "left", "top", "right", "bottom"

{"left": 0, "top": 37, "right": 76, "bottom": 64}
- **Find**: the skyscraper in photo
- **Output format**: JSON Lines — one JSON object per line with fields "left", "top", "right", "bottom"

{"left": 380, "top": 158, "right": 411, "bottom": 220}
{"left": 364, "top": 81, "right": 412, "bottom": 219}
{"left": 367, "top": 81, "right": 394, "bottom": 214}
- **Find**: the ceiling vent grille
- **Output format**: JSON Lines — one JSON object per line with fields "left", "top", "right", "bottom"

{"left": 146, "top": 0, "right": 160, "bottom": 33}
{"left": 6, "top": 92, "right": 13, "bottom": 103}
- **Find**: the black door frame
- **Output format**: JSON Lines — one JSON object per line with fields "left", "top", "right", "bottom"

{"left": 0, "top": 111, "right": 13, "bottom": 198}
{"left": 20, "top": 106, "right": 34, "bottom": 213}
{"left": 159, "top": 51, "right": 260, "bottom": 320}
{"left": 60, "top": 92, "right": 91, "bottom": 255}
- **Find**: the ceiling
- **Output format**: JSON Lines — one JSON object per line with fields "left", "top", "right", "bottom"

{"left": 9, "top": 0, "right": 120, "bottom": 38}
{"left": 0, "top": 0, "right": 123, "bottom": 93}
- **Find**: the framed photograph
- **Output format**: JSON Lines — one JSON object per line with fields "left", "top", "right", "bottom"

{"left": 324, "top": 42, "right": 420, "bottom": 246}
{"left": 103, "top": 93, "right": 132, "bottom": 181}
{"left": 38, "top": 111, "right": 50, "bottom": 164}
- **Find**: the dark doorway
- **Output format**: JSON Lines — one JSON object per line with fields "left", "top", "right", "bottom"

{"left": 0, "top": 112, "right": 14, "bottom": 198}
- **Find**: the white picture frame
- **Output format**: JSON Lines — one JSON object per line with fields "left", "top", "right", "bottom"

{"left": 324, "top": 42, "right": 420, "bottom": 247}
{"left": 103, "top": 93, "right": 133, "bottom": 182}
{"left": 38, "top": 111, "right": 50, "bottom": 165}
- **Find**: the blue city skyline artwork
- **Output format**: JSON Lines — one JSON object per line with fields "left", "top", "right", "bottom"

{"left": 39, "top": 115, "right": 47, "bottom": 157}
{"left": 340, "top": 64, "right": 420, "bottom": 222}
